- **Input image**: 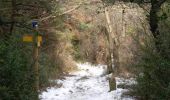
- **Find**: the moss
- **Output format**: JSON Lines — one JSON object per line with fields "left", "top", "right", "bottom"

{"left": 109, "top": 77, "right": 116, "bottom": 91}
{"left": 78, "top": 22, "right": 93, "bottom": 31}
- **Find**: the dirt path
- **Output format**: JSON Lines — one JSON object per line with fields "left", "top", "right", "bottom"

{"left": 39, "top": 63, "right": 134, "bottom": 100}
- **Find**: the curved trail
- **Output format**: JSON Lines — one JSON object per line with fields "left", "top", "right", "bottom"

{"left": 40, "top": 63, "right": 134, "bottom": 100}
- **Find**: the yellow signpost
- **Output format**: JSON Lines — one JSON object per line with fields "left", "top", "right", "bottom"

{"left": 23, "top": 21, "right": 41, "bottom": 100}
{"left": 23, "top": 35, "right": 33, "bottom": 42}
{"left": 23, "top": 35, "right": 42, "bottom": 43}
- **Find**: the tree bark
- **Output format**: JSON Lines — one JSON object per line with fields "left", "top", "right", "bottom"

{"left": 104, "top": 6, "right": 120, "bottom": 74}
{"left": 10, "top": 0, "right": 16, "bottom": 35}
{"left": 149, "top": 0, "right": 166, "bottom": 51}
{"left": 104, "top": 6, "right": 120, "bottom": 91}
{"left": 104, "top": 7, "right": 114, "bottom": 74}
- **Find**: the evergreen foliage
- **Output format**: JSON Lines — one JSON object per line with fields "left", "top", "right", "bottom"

{"left": 133, "top": 2, "right": 170, "bottom": 100}
{"left": 0, "top": 32, "right": 36, "bottom": 100}
{"left": 0, "top": 0, "right": 62, "bottom": 99}
{"left": 134, "top": 46, "right": 170, "bottom": 100}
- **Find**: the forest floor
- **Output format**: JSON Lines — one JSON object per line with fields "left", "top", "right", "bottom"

{"left": 39, "top": 63, "right": 135, "bottom": 100}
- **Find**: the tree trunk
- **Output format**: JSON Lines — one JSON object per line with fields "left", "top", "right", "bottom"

{"left": 104, "top": 7, "right": 114, "bottom": 74}
{"left": 104, "top": 6, "right": 120, "bottom": 74}
{"left": 150, "top": 0, "right": 166, "bottom": 52}
{"left": 10, "top": 0, "right": 16, "bottom": 35}
{"left": 122, "top": 6, "right": 126, "bottom": 37}
{"left": 104, "top": 6, "right": 120, "bottom": 91}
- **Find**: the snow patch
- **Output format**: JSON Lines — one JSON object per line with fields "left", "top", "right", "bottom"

{"left": 72, "top": 62, "right": 107, "bottom": 76}
{"left": 39, "top": 62, "right": 135, "bottom": 100}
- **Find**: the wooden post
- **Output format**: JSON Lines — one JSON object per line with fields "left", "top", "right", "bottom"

{"left": 33, "top": 23, "right": 39, "bottom": 99}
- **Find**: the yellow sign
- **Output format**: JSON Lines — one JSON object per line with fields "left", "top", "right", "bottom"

{"left": 23, "top": 35, "right": 33, "bottom": 42}
{"left": 23, "top": 35, "right": 42, "bottom": 42}
{"left": 38, "top": 36, "right": 42, "bottom": 42}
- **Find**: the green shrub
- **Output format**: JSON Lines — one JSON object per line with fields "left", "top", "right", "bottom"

{"left": 0, "top": 34, "right": 37, "bottom": 100}
{"left": 133, "top": 2, "right": 170, "bottom": 100}
{"left": 134, "top": 48, "right": 170, "bottom": 100}
{"left": 78, "top": 23, "right": 91, "bottom": 31}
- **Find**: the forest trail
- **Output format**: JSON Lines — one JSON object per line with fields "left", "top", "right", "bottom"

{"left": 39, "top": 63, "right": 134, "bottom": 100}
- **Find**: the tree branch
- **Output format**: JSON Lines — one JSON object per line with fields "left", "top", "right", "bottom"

{"left": 38, "top": 3, "right": 83, "bottom": 22}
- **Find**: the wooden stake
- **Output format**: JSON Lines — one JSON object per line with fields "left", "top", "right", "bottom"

{"left": 33, "top": 27, "right": 39, "bottom": 99}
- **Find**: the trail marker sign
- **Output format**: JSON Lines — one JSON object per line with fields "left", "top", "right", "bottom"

{"left": 23, "top": 35, "right": 42, "bottom": 42}
{"left": 32, "top": 21, "right": 38, "bottom": 28}
{"left": 23, "top": 35, "right": 33, "bottom": 42}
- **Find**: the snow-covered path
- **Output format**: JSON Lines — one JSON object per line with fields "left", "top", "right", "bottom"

{"left": 39, "top": 63, "right": 134, "bottom": 100}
